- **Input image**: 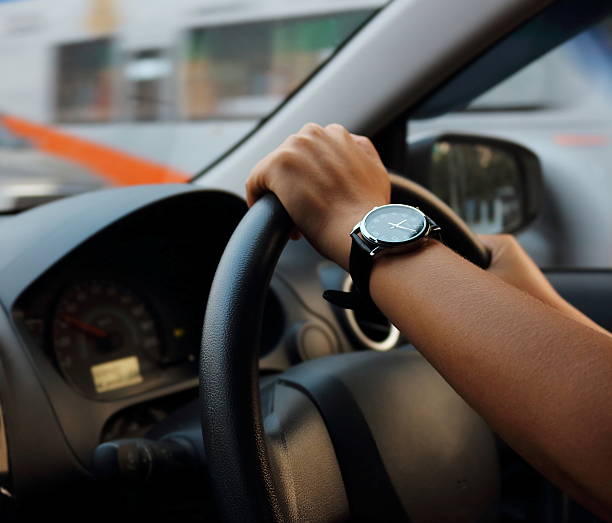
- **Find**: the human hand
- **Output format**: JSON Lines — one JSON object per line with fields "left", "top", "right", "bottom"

{"left": 480, "top": 234, "right": 562, "bottom": 307}
{"left": 246, "top": 123, "right": 390, "bottom": 270}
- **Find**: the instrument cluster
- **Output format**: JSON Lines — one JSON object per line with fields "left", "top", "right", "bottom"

{"left": 11, "top": 191, "right": 255, "bottom": 401}
{"left": 50, "top": 278, "right": 188, "bottom": 398}
{"left": 16, "top": 265, "right": 205, "bottom": 401}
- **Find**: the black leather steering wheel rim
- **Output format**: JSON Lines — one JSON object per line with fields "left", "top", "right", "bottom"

{"left": 200, "top": 180, "right": 491, "bottom": 522}
{"left": 200, "top": 194, "right": 292, "bottom": 522}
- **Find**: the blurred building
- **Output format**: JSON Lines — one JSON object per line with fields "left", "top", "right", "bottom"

{"left": 0, "top": 0, "right": 378, "bottom": 181}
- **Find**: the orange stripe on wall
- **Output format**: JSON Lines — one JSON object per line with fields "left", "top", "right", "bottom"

{"left": 1, "top": 115, "right": 190, "bottom": 186}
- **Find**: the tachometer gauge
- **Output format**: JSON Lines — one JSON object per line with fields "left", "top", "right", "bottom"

{"left": 51, "top": 279, "right": 163, "bottom": 398}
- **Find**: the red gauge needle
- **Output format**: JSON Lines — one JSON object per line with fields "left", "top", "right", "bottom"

{"left": 63, "top": 315, "right": 109, "bottom": 339}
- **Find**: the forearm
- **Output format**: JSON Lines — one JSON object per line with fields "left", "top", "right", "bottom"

{"left": 479, "top": 234, "right": 611, "bottom": 338}
{"left": 371, "top": 241, "right": 612, "bottom": 517}
{"left": 244, "top": 123, "right": 612, "bottom": 516}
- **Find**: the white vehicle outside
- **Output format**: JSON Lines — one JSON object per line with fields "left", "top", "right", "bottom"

{"left": 0, "top": 0, "right": 381, "bottom": 178}
{"left": 0, "top": 0, "right": 609, "bottom": 268}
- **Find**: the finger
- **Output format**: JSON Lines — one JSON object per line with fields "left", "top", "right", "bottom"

{"left": 299, "top": 122, "right": 324, "bottom": 136}
{"left": 351, "top": 134, "right": 386, "bottom": 172}
{"left": 245, "top": 165, "right": 269, "bottom": 207}
{"left": 478, "top": 234, "right": 515, "bottom": 265}
{"left": 479, "top": 234, "right": 514, "bottom": 252}
{"left": 477, "top": 234, "right": 500, "bottom": 252}
{"left": 325, "top": 123, "right": 350, "bottom": 140}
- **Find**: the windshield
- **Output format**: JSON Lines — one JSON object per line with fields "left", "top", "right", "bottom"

{"left": 0, "top": 0, "right": 381, "bottom": 212}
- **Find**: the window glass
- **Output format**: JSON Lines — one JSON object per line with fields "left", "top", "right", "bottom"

{"left": 56, "top": 39, "right": 115, "bottom": 123}
{"left": 464, "top": 18, "right": 612, "bottom": 111}
{"left": 429, "top": 142, "right": 523, "bottom": 233}
{"left": 410, "top": 17, "right": 612, "bottom": 269}
{"left": 0, "top": 1, "right": 380, "bottom": 212}
{"left": 183, "top": 12, "right": 372, "bottom": 119}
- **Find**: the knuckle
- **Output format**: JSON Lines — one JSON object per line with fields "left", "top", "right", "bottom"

{"left": 246, "top": 168, "right": 258, "bottom": 185}
{"left": 359, "top": 135, "right": 374, "bottom": 147}
{"left": 326, "top": 123, "right": 348, "bottom": 134}
{"left": 301, "top": 122, "right": 322, "bottom": 134}
{"left": 249, "top": 161, "right": 266, "bottom": 181}
{"left": 354, "top": 134, "right": 373, "bottom": 148}
{"left": 275, "top": 147, "right": 297, "bottom": 167}
{"left": 291, "top": 133, "right": 312, "bottom": 148}
{"left": 246, "top": 171, "right": 261, "bottom": 187}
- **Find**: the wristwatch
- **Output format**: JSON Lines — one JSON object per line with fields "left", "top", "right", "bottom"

{"left": 323, "top": 204, "right": 441, "bottom": 311}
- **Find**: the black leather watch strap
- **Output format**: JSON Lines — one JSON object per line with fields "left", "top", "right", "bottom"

{"left": 323, "top": 230, "right": 378, "bottom": 312}
{"left": 427, "top": 216, "right": 442, "bottom": 242}
{"left": 324, "top": 216, "right": 441, "bottom": 312}
{"left": 348, "top": 230, "right": 377, "bottom": 302}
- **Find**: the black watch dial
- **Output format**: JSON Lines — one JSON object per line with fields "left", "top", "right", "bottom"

{"left": 361, "top": 204, "right": 427, "bottom": 244}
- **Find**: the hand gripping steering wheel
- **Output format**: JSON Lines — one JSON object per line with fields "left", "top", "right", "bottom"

{"left": 200, "top": 174, "right": 498, "bottom": 522}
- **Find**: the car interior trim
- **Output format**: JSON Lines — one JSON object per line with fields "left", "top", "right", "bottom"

{"left": 342, "top": 274, "right": 400, "bottom": 351}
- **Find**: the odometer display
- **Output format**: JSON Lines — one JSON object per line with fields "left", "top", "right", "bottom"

{"left": 52, "top": 280, "right": 163, "bottom": 397}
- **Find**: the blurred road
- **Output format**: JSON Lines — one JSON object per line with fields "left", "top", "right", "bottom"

{"left": 0, "top": 131, "right": 106, "bottom": 212}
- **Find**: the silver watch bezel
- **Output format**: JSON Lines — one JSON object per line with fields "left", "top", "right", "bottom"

{"left": 358, "top": 204, "right": 429, "bottom": 247}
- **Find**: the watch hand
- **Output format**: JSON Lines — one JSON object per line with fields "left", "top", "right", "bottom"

{"left": 63, "top": 315, "right": 109, "bottom": 339}
{"left": 388, "top": 222, "right": 417, "bottom": 231}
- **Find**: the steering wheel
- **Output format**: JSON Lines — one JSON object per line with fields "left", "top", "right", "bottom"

{"left": 200, "top": 175, "right": 498, "bottom": 522}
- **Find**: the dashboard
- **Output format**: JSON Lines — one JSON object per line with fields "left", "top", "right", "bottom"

{"left": 1, "top": 182, "right": 610, "bottom": 522}
{"left": 12, "top": 190, "right": 244, "bottom": 398}
{"left": 13, "top": 192, "right": 255, "bottom": 402}
{"left": 0, "top": 183, "right": 390, "bottom": 508}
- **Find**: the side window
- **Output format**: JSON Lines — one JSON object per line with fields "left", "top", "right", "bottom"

{"left": 409, "top": 17, "right": 612, "bottom": 268}
{"left": 181, "top": 11, "right": 371, "bottom": 119}
{"left": 462, "top": 17, "right": 612, "bottom": 112}
{"left": 55, "top": 39, "right": 115, "bottom": 123}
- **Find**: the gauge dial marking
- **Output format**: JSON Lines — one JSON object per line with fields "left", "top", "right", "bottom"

{"left": 62, "top": 314, "right": 109, "bottom": 339}
{"left": 52, "top": 279, "right": 163, "bottom": 398}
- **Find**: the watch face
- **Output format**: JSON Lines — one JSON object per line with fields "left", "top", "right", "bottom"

{"left": 361, "top": 204, "right": 427, "bottom": 244}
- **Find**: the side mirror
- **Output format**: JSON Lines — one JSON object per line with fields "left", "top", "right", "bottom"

{"left": 408, "top": 133, "right": 543, "bottom": 234}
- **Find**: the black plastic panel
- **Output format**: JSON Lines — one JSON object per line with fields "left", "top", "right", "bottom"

{"left": 0, "top": 186, "right": 249, "bottom": 505}
{"left": 546, "top": 269, "right": 612, "bottom": 332}
{"left": 0, "top": 183, "right": 346, "bottom": 517}
{"left": 282, "top": 349, "right": 500, "bottom": 522}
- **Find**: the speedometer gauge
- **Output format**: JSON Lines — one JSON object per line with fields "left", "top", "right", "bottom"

{"left": 52, "top": 279, "right": 163, "bottom": 398}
